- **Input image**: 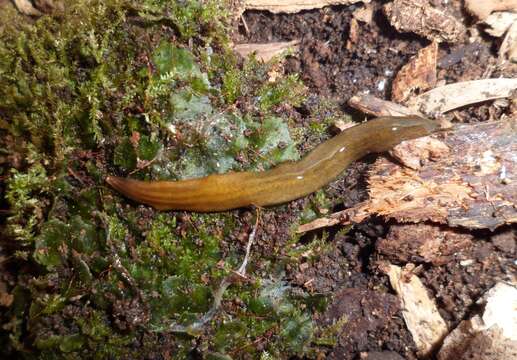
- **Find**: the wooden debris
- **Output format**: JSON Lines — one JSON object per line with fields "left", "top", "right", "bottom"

{"left": 377, "top": 223, "right": 473, "bottom": 265}
{"left": 383, "top": 0, "right": 466, "bottom": 43}
{"left": 392, "top": 41, "right": 438, "bottom": 103}
{"left": 407, "top": 78, "right": 517, "bottom": 115}
{"left": 483, "top": 12, "right": 517, "bottom": 37}
{"left": 296, "top": 204, "right": 366, "bottom": 233}
{"left": 243, "top": 0, "right": 367, "bottom": 14}
{"left": 465, "top": 0, "right": 517, "bottom": 20}
{"left": 389, "top": 136, "right": 449, "bottom": 170}
{"left": 233, "top": 40, "right": 299, "bottom": 62}
{"left": 352, "top": 2, "right": 374, "bottom": 24}
{"left": 438, "top": 281, "right": 517, "bottom": 360}
{"left": 347, "top": 94, "right": 420, "bottom": 117}
{"left": 499, "top": 21, "right": 517, "bottom": 64}
{"left": 346, "top": 17, "right": 359, "bottom": 51}
{"left": 383, "top": 264, "right": 448, "bottom": 358}
{"left": 297, "top": 119, "right": 517, "bottom": 233}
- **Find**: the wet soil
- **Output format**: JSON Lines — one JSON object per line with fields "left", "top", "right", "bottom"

{"left": 236, "top": 3, "right": 516, "bottom": 359}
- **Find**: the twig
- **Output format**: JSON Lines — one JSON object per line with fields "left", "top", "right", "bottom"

{"left": 164, "top": 209, "right": 261, "bottom": 334}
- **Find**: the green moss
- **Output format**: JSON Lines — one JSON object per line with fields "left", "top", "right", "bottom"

{"left": 113, "top": 138, "right": 137, "bottom": 171}
{"left": 258, "top": 74, "right": 306, "bottom": 112}
{"left": 5, "top": 161, "right": 49, "bottom": 242}
{"left": 0, "top": 0, "right": 333, "bottom": 358}
{"left": 313, "top": 315, "right": 348, "bottom": 346}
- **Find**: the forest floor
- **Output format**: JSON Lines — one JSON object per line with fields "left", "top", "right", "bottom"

{"left": 0, "top": 0, "right": 515, "bottom": 359}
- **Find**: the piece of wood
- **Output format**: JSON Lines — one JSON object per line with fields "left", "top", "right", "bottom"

{"left": 347, "top": 94, "right": 421, "bottom": 117}
{"left": 383, "top": 0, "right": 466, "bottom": 43}
{"left": 438, "top": 282, "right": 517, "bottom": 360}
{"left": 383, "top": 264, "right": 448, "bottom": 358}
{"left": 483, "top": 12, "right": 517, "bottom": 37}
{"left": 499, "top": 21, "right": 517, "bottom": 64}
{"left": 377, "top": 223, "right": 473, "bottom": 265}
{"left": 392, "top": 41, "right": 438, "bottom": 103}
{"left": 233, "top": 40, "right": 299, "bottom": 62}
{"left": 297, "top": 119, "right": 517, "bottom": 233}
{"left": 407, "top": 78, "right": 517, "bottom": 114}
{"left": 243, "top": 0, "right": 367, "bottom": 14}
{"left": 465, "top": 0, "right": 517, "bottom": 20}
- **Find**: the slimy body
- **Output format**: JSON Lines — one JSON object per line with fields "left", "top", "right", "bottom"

{"left": 106, "top": 116, "right": 438, "bottom": 212}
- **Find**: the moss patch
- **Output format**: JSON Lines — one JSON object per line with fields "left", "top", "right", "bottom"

{"left": 0, "top": 0, "right": 344, "bottom": 358}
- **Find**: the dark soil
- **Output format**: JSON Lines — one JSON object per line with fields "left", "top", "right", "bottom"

{"left": 235, "top": 3, "right": 517, "bottom": 359}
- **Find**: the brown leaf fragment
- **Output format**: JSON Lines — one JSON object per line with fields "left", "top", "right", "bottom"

{"left": 392, "top": 41, "right": 438, "bottom": 103}
{"left": 243, "top": 0, "right": 368, "bottom": 14}
{"left": 383, "top": 0, "right": 466, "bottom": 43}
{"left": 296, "top": 203, "right": 369, "bottom": 233}
{"left": 377, "top": 223, "right": 473, "bottom": 265}
{"left": 465, "top": 0, "right": 517, "bottom": 21}
{"left": 233, "top": 40, "right": 299, "bottom": 62}
{"left": 390, "top": 136, "right": 449, "bottom": 170}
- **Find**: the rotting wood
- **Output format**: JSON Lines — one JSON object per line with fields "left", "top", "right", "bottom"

{"left": 499, "top": 21, "right": 517, "bottom": 64}
{"left": 382, "top": 264, "right": 448, "bottom": 358}
{"left": 347, "top": 94, "right": 420, "bottom": 117}
{"left": 391, "top": 41, "right": 438, "bottom": 103}
{"left": 437, "top": 281, "right": 517, "bottom": 360}
{"left": 483, "top": 12, "right": 517, "bottom": 37}
{"left": 297, "top": 118, "right": 517, "bottom": 233}
{"left": 377, "top": 223, "right": 473, "bottom": 265}
{"left": 407, "top": 78, "right": 517, "bottom": 115}
{"left": 233, "top": 40, "right": 299, "bottom": 62}
{"left": 465, "top": 0, "right": 517, "bottom": 20}
{"left": 383, "top": 0, "right": 466, "bottom": 43}
{"left": 242, "top": 0, "right": 367, "bottom": 14}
